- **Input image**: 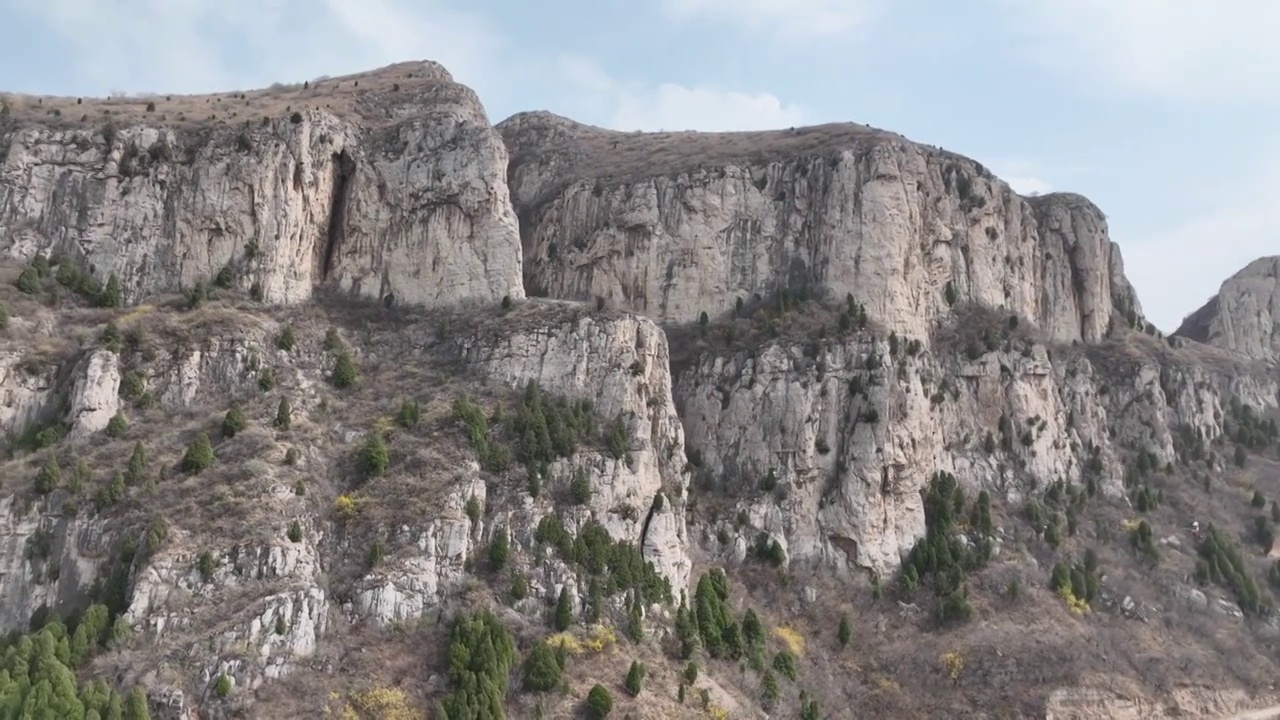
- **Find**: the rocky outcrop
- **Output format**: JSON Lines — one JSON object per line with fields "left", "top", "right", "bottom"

{"left": 1044, "top": 684, "right": 1279, "bottom": 720}
{"left": 7, "top": 61, "right": 1280, "bottom": 719}
{"left": 0, "top": 495, "right": 110, "bottom": 630}
{"left": 0, "top": 351, "right": 56, "bottom": 435}
{"left": 0, "top": 297, "right": 697, "bottom": 718}
{"left": 452, "top": 307, "right": 693, "bottom": 591}
{"left": 499, "top": 112, "right": 1141, "bottom": 343}
{"left": 0, "top": 62, "right": 522, "bottom": 310}
{"left": 1177, "top": 256, "right": 1280, "bottom": 362}
{"left": 351, "top": 475, "right": 485, "bottom": 624}
{"left": 675, "top": 321, "right": 1277, "bottom": 574}
{"left": 126, "top": 502, "right": 331, "bottom": 701}
{"left": 67, "top": 349, "right": 120, "bottom": 440}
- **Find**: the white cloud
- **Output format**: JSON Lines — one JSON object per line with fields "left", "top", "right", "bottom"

{"left": 611, "top": 85, "right": 805, "bottom": 132}
{"left": 14, "top": 1, "right": 805, "bottom": 132}
{"left": 1002, "top": 1, "right": 1280, "bottom": 104}
{"left": 556, "top": 55, "right": 804, "bottom": 132}
{"left": 10, "top": 0, "right": 501, "bottom": 95}
{"left": 987, "top": 159, "right": 1052, "bottom": 196}
{"left": 659, "top": 0, "right": 880, "bottom": 40}
{"left": 1120, "top": 144, "right": 1280, "bottom": 332}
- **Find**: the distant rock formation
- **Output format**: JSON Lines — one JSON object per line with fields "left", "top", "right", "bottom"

{"left": 1177, "top": 256, "right": 1280, "bottom": 362}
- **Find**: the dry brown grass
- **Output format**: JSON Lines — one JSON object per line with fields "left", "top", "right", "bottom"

{"left": 0, "top": 60, "right": 474, "bottom": 135}
{"left": 496, "top": 110, "right": 1016, "bottom": 226}
{"left": 219, "top": 619, "right": 449, "bottom": 719}
{"left": 665, "top": 292, "right": 871, "bottom": 383}
{"left": 499, "top": 111, "right": 910, "bottom": 187}
{"left": 8, "top": 276, "right": 1280, "bottom": 717}
{"left": 706, "top": 438, "right": 1280, "bottom": 718}
{"left": 664, "top": 312, "right": 1280, "bottom": 717}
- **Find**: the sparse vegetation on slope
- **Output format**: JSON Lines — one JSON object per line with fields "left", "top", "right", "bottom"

{"left": 6, "top": 61, "right": 1280, "bottom": 720}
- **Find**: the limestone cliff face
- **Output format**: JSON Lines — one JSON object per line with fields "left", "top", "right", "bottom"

{"left": 451, "top": 307, "right": 693, "bottom": 591}
{"left": 499, "top": 112, "right": 1141, "bottom": 343}
{"left": 0, "top": 351, "right": 57, "bottom": 435}
{"left": 0, "top": 299, "right": 692, "bottom": 712}
{"left": 0, "top": 63, "right": 523, "bottom": 310}
{"left": 675, "top": 320, "right": 1277, "bottom": 575}
{"left": 1177, "top": 256, "right": 1280, "bottom": 362}
{"left": 66, "top": 349, "right": 120, "bottom": 440}
{"left": 6, "top": 62, "right": 1280, "bottom": 719}
{"left": 0, "top": 495, "right": 111, "bottom": 632}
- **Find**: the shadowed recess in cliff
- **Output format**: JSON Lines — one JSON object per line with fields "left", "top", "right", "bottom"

{"left": 317, "top": 150, "right": 356, "bottom": 283}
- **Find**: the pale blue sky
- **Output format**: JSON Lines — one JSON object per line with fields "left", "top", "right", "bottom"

{"left": 2, "top": 0, "right": 1277, "bottom": 332}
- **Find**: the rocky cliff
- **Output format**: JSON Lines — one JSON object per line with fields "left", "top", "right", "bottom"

{"left": 1177, "top": 256, "right": 1280, "bottom": 362}
{"left": 0, "top": 295, "right": 692, "bottom": 718}
{"left": 674, "top": 304, "right": 1277, "bottom": 575}
{"left": 499, "top": 111, "right": 1143, "bottom": 344}
{"left": 0, "top": 61, "right": 522, "bottom": 310}
{"left": 1, "top": 62, "right": 1280, "bottom": 720}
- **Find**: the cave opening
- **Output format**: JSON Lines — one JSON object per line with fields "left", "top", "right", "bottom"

{"left": 317, "top": 150, "right": 355, "bottom": 283}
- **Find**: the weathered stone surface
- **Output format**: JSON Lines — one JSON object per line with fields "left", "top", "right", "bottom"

{"left": 452, "top": 308, "right": 693, "bottom": 591}
{"left": 499, "top": 112, "right": 1141, "bottom": 343}
{"left": 676, "top": 327, "right": 1277, "bottom": 575}
{"left": 1178, "top": 256, "right": 1280, "bottom": 362}
{"left": 67, "top": 349, "right": 120, "bottom": 440}
{"left": 352, "top": 476, "right": 484, "bottom": 624}
{"left": 1, "top": 62, "right": 522, "bottom": 310}
{"left": 0, "top": 351, "right": 55, "bottom": 436}
{"left": 4, "top": 61, "right": 1280, "bottom": 720}
{"left": 0, "top": 495, "right": 109, "bottom": 631}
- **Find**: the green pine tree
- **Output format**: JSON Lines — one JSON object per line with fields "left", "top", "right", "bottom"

{"left": 221, "top": 405, "right": 247, "bottom": 438}
{"left": 101, "top": 472, "right": 126, "bottom": 507}
{"left": 17, "top": 266, "right": 42, "bottom": 294}
{"left": 123, "top": 687, "right": 150, "bottom": 720}
{"left": 34, "top": 458, "right": 62, "bottom": 494}
{"left": 331, "top": 351, "right": 358, "bottom": 388}
{"left": 106, "top": 411, "right": 129, "bottom": 438}
{"left": 97, "top": 273, "right": 123, "bottom": 308}
{"left": 16, "top": 265, "right": 43, "bottom": 293}
{"left": 274, "top": 398, "right": 292, "bottom": 429}
{"left": 125, "top": 442, "right": 146, "bottom": 485}
{"left": 362, "top": 431, "right": 389, "bottom": 478}
{"left": 100, "top": 322, "right": 123, "bottom": 352}
{"left": 675, "top": 603, "right": 700, "bottom": 659}
{"left": 522, "top": 640, "right": 563, "bottom": 693}
{"left": 104, "top": 690, "right": 124, "bottom": 720}
{"left": 276, "top": 325, "right": 296, "bottom": 352}
{"left": 488, "top": 527, "right": 509, "bottom": 571}
{"left": 742, "top": 608, "right": 763, "bottom": 648}
{"left": 181, "top": 433, "right": 215, "bottom": 474}
{"left": 396, "top": 398, "right": 420, "bottom": 428}
{"left": 554, "top": 586, "right": 574, "bottom": 631}
{"left": 761, "top": 670, "right": 779, "bottom": 706}
{"left": 625, "top": 596, "right": 644, "bottom": 643}
{"left": 586, "top": 684, "right": 612, "bottom": 718}
{"left": 624, "top": 660, "right": 645, "bottom": 697}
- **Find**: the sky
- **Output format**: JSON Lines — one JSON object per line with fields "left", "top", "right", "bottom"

{"left": 1, "top": 0, "right": 1276, "bottom": 332}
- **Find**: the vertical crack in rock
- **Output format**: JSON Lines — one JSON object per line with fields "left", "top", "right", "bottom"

{"left": 319, "top": 150, "right": 355, "bottom": 283}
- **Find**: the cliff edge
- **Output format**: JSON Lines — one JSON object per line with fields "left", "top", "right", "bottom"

{"left": 498, "top": 111, "right": 1144, "bottom": 344}
{"left": 1177, "top": 256, "right": 1280, "bottom": 362}
{"left": 0, "top": 61, "right": 523, "bottom": 310}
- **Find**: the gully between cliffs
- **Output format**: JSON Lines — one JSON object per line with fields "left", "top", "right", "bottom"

{"left": 318, "top": 150, "right": 356, "bottom": 282}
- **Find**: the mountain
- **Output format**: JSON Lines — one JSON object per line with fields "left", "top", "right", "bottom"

{"left": 1, "top": 62, "right": 1279, "bottom": 720}
{"left": 1177, "top": 256, "right": 1280, "bottom": 362}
